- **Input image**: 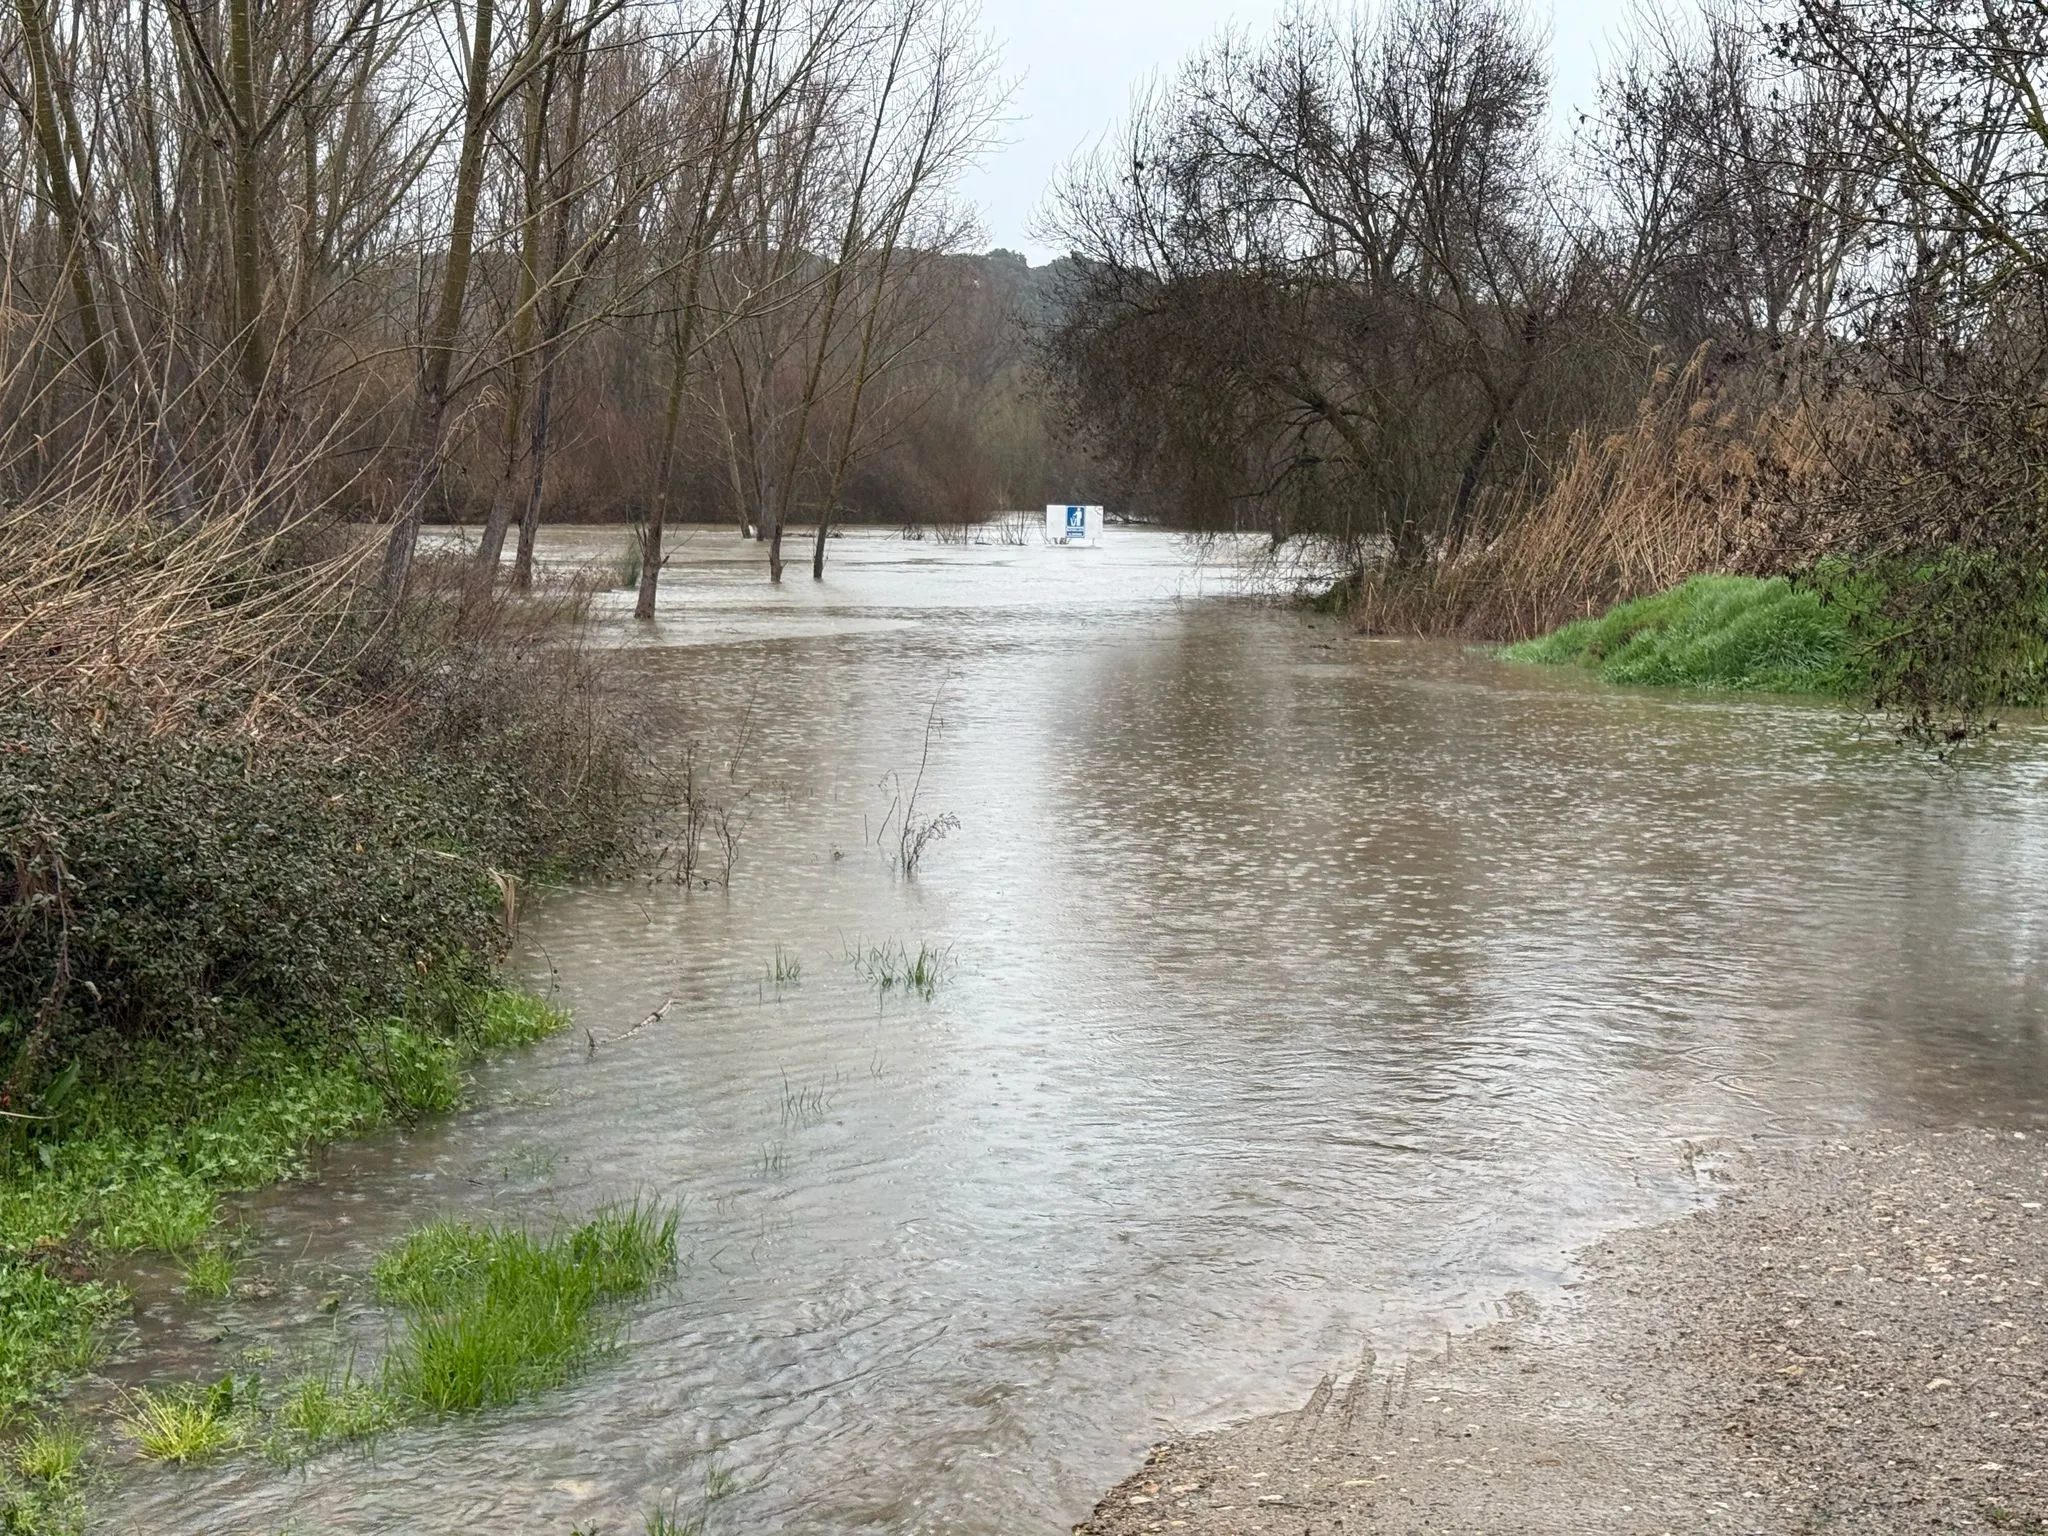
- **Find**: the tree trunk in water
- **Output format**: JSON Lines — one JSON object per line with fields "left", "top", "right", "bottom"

{"left": 812, "top": 513, "right": 829, "bottom": 579}
{"left": 513, "top": 346, "right": 558, "bottom": 592}
{"left": 475, "top": 443, "right": 521, "bottom": 583}
{"left": 636, "top": 326, "right": 692, "bottom": 620}
{"left": 473, "top": 0, "right": 550, "bottom": 592}
{"left": 768, "top": 516, "right": 784, "bottom": 582}
{"left": 636, "top": 514, "right": 664, "bottom": 619}
{"left": 381, "top": 403, "right": 445, "bottom": 599}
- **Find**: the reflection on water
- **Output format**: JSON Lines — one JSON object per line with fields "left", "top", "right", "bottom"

{"left": 108, "top": 528, "right": 2048, "bottom": 1534}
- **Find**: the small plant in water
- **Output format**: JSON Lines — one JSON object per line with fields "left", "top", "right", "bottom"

{"left": 14, "top": 1420, "right": 87, "bottom": 1486}
{"left": 874, "top": 683, "right": 960, "bottom": 877}
{"left": 902, "top": 942, "right": 949, "bottom": 1001}
{"left": 704, "top": 1450, "right": 740, "bottom": 1502}
{"left": 779, "top": 1073, "right": 831, "bottom": 1129}
{"left": 499, "top": 1144, "right": 565, "bottom": 1184}
{"left": 276, "top": 1367, "right": 394, "bottom": 1448}
{"left": 770, "top": 945, "right": 802, "bottom": 988}
{"left": 124, "top": 1378, "right": 247, "bottom": 1463}
{"left": 645, "top": 1502, "right": 704, "bottom": 1536}
{"left": 0, "top": 1418, "right": 88, "bottom": 1536}
{"left": 846, "top": 938, "right": 952, "bottom": 1001}
{"left": 613, "top": 529, "right": 643, "bottom": 591}
{"left": 753, "top": 1142, "right": 789, "bottom": 1179}
{"left": 180, "top": 1245, "right": 237, "bottom": 1300}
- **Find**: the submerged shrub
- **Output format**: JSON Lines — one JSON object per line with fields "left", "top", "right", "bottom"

{"left": 1807, "top": 552, "right": 2048, "bottom": 747}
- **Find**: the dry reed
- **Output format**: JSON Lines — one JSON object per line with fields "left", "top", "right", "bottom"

{"left": 1356, "top": 349, "right": 1871, "bottom": 640}
{"left": 0, "top": 439, "right": 372, "bottom": 738}
{"left": 0, "top": 435, "right": 610, "bottom": 744}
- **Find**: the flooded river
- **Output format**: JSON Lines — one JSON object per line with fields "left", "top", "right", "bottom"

{"left": 110, "top": 528, "right": 2048, "bottom": 1533}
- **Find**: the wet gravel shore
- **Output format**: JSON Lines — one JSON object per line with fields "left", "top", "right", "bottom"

{"left": 1077, "top": 1130, "right": 2048, "bottom": 1535}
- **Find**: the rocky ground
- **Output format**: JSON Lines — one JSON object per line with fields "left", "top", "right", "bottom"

{"left": 1077, "top": 1131, "right": 2048, "bottom": 1535}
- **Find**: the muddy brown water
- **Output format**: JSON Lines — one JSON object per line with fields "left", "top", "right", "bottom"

{"left": 102, "top": 528, "right": 2048, "bottom": 1534}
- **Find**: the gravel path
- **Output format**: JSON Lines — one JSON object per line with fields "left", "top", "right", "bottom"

{"left": 1076, "top": 1131, "right": 2048, "bottom": 1535}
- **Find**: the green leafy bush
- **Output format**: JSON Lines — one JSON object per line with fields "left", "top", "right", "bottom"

{"left": 1806, "top": 552, "right": 2048, "bottom": 746}
{"left": 0, "top": 715, "right": 501, "bottom": 1063}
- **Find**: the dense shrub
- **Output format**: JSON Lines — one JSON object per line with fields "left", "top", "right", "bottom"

{"left": 0, "top": 716, "right": 498, "bottom": 1052}
{"left": 0, "top": 502, "right": 649, "bottom": 1096}
{"left": 0, "top": 668, "right": 642, "bottom": 1080}
{"left": 1807, "top": 554, "right": 2048, "bottom": 745}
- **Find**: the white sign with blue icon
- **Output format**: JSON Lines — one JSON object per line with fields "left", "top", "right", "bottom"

{"left": 1045, "top": 503, "right": 1104, "bottom": 546}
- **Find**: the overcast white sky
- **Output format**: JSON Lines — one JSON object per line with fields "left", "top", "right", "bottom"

{"left": 959, "top": 0, "right": 1643, "bottom": 261}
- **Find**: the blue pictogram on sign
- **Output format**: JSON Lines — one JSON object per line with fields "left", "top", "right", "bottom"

{"left": 1065, "top": 505, "right": 1085, "bottom": 534}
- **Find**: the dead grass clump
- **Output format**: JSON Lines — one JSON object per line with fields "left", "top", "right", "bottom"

{"left": 0, "top": 440, "right": 371, "bottom": 738}
{"left": 1355, "top": 351, "right": 1873, "bottom": 641}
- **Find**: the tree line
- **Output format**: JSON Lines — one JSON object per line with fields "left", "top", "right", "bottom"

{"left": 1043, "top": 0, "right": 2048, "bottom": 722}
{"left": 0, "top": 0, "right": 1045, "bottom": 611}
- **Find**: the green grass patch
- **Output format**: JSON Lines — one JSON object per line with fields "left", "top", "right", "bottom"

{"left": 379, "top": 1203, "right": 678, "bottom": 1416}
{"left": 0, "top": 989, "right": 567, "bottom": 1416}
{"left": 0, "top": 1417, "right": 88, "bottom": 1535}
{"left": 1502, "top": 574, "right": 1853, "bottom": 695}
{"left": 274, "top": 1368, "right": 394, "bottom": 1447}
{"left": 120, "top": 1377, "right": 251, "bottom": 1464}
{"left": 178, "top": 1246, "right": 237, "bottom": 1301}
{"left": 0, "top": 1265, "right": 121, "bottom": 1415}
{"left": 253, "top": 1202, "right": 676, "bottom": 1459}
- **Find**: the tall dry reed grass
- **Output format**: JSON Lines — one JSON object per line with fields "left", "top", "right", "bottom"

{"left": 0, "top": 432, "right": 619, "bottom": 751}
{"left": 1356, "top": 350, "right": 1870, "bottom": 639}
{"left": 0, "top": 440, "right": 374, "bottom": 737}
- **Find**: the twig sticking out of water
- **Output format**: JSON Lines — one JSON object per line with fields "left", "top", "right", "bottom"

{"left": 876, "top": 680, "right": 959, "bottom": 877}
{"left": 585, "top": 997, "right": 674, "bottom": 1055}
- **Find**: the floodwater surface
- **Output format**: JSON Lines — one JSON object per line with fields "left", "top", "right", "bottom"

{"left": 107, "top": 528, "right": 2048, "bottom": 1534}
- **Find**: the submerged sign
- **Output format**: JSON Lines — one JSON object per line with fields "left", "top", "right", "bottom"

{"left": 1046, "top": 504, "right": 1104, "bottom": 547}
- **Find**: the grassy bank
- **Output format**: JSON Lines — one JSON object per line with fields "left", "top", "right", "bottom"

{"left": 111, "top": 1201, "right": 678, "bottom": 1474}
{"left": 0, "top": 990, "right": 565, "bottom": 1409}
{"left": 1500, "top": 574, "right": 1854, "bottom": 695}
{"left": 0, "top": 987, "right": 571, "bottom": 1530}
{"left": 1502, "top": 566, "right": 2048, "bottom": 740}
{"left": 0, "top": 465, "right": 657, "bottom": 1531}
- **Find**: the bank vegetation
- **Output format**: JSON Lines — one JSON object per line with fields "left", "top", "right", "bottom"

{"left": 1043, "top": 0, "right": 2048, "bottom": 742}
